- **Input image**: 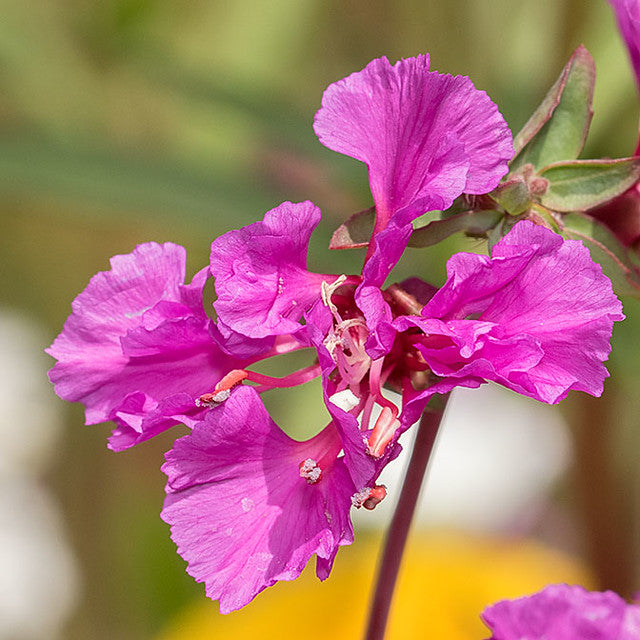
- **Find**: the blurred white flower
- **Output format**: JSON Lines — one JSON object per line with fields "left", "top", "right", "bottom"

{"left": 0, "top": 310, "right": 79, "bottom": 639}
{"left": 354, "top": 384, "right": 571, "bottom": 533}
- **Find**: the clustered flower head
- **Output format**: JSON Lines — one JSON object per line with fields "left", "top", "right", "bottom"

{"left": 482, "top": 584, "right": 640, "bottom": 640}
{"left": 47, "top": 53, "right": 624, "bottom": 614}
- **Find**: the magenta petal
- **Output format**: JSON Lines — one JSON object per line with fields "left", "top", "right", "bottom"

{"left": 356, "top": 220, "right": 413, "bottom": 358}
{"left": 421, "top": 221, "right": 624, "bottom": 403}
{"left": 108, "top": 392, "right": 196, "bottom": 451}
{"left": 482, "top": 584, "right": 639, "bottom": 640}
{"left": 47, "top": 243, "right": 244, "bottom": 447}
{"left": 209, "top": 320, "right": 278, "bottom": 359}
{"left": 210, "top": 201, "right": 331, "bottom": 338}
{"left": 161, "top": 386, "right": 355, "bottom": 613}
{"left": 314, "top": 55, "right": 512, "bottom": 225}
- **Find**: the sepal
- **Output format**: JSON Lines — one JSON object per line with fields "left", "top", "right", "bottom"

{"left": 329, "top": 206, "right": 375, "bottom": 250}
{"left": 408, "top": 209, "right": 502, "bottom": 248}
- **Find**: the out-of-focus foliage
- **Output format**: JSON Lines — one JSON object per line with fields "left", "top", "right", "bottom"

{"left": 1, "top": 1, "right": 639, "bottom": 638}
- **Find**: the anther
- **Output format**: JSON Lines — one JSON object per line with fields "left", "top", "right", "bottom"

{"left": 351, "top": 484, "right": 387, "bottom": 510}
{"left": 321, "top": 274, "right": 347, "bottom": 317}
{"left": 195, "top": 389, "right": 230, "bottom": 407}
{"left": 299, "top": 458, "right": 322, "bottom": 484}
{"left": 195, "top": 369, "right": 249, "bottom": 408}
{"left": 363, "top": 485, "right": 387, "bottom": 510}
{"left": 366, "top": 406, "right": 400, "bottom": 458}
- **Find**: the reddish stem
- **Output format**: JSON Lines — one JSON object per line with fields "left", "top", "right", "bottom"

{"left": 364, "top": 394, "right": 450, "bottom": 640}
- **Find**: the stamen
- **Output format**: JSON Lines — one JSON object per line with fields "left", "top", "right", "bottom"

{"left": 195, "top": 389, "right": 230, "bottom": 407}
{"left": 299, "top": 458, "right": 322, "bottom": 484}
{"left": 321, "top": 274, "right": 348, "bottom": 316}
{"left": 215, "top": 369, "right": 249, "bottom": 392}
{"left": 351, "top": 484, "right": 387, "bottom": 510}
{"left": 367, "top": 406, "right": 400, "bottom": 458}
{"left": 195, "top": 369, "right": 249, "bottom": 408}
{"left": 363, "top": 485, "right": 387, "bottom": 510}
{"left": 246, "top": 363, "right": 322, "bottom": 390}
{"left": 328, "top": 388, "right": 360, "bottom": 412}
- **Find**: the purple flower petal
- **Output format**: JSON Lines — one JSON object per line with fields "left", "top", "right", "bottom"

{"left": 108, "top": 392, "right": 196, "bottom": 451}
{"left": 482, "top": 584, "right": 640, "bottom": 640}
{"left": 314, "top": 55, "right": 512, "bottom": 227}
{"left": 416, "top": 221, "right": 624, "bottom": 403}
{"left": 210, "top": 201, "right": 333, "bottom": 339}
{"left": 356, "top": 220, "right": 414, "bottom": 358}
{"left": 46, "top": 243, "right": 245, "bottom": 449}
{"left": 161, "top": 386, "right": 355, "bottom": 613}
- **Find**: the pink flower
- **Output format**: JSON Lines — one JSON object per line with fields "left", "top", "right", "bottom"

{"left": 393, "top": 220, "right": 624, "bottom": 420}
{"left": 482, "top": 584, "right": 640, "bottom": 640}
{"left": 314, "top": 55, "right": 513, "bottom": 232}
{"left": 46, "top": 53, "right": 625, "bottom": 615}
{"left": 314, "top": 56, "right": 513, "bottom": 338}
{"left": 210, "top": 200, "right": 343, "bottom": 339}
{"left": 160, "top": 218, "right": 623, "bottom": 612}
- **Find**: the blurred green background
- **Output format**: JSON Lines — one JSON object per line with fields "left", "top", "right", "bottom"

{"left": 2, "top": 0, "right": 640, "bottom": 638}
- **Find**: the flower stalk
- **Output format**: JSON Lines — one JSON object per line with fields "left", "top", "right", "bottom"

{"left": 364, "top": 393, "right": 450, "bottom": 640}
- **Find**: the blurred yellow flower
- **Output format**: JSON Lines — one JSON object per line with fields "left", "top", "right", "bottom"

{"left": 157, "top": 530, "right": 592, "bottom": 640}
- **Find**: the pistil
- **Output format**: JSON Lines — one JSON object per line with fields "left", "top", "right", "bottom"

{"left": 367, "top": 406, "right": 400, "bottom": 458}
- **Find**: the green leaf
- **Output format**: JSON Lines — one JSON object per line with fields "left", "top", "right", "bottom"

{"left": 329, "top": 206, "right": 374, "bottom": 249}
{"left": 539, "top": 158, "right": 640, "bottom": 212}
{"left": 511, "top": 45, "right": 595, "bottom": 170}
{"left": 562, "top": 212, "right": 640, "bottom": 297}
{"left": 408, "top": 209, "right": 502, "bottom": 248}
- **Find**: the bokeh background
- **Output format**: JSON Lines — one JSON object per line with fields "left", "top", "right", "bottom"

{"left": 2, "top": 0, "right": 640, "bottom": 638}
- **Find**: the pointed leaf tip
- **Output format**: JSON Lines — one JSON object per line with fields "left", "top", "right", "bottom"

{"left": 512, "top": 45, "right": 595, "bottom": 170}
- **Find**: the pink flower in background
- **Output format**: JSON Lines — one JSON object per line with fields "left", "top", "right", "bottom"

{"left": 590, "top": 1, "right": 640, "bottom": 248}
{"left": 608, "top": 0, "right": 640, "bottom": 91}
{"left": 482, "top": 584, "right": 640, "bottom": 640}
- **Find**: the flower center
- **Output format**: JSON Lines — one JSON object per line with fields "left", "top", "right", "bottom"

{"left": 321, "top": 276, "right": 371, "bottom": 391}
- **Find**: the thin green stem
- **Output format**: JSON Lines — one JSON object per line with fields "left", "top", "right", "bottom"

{"left": 364, "top": 394, "right": 450, "bottom": 640}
